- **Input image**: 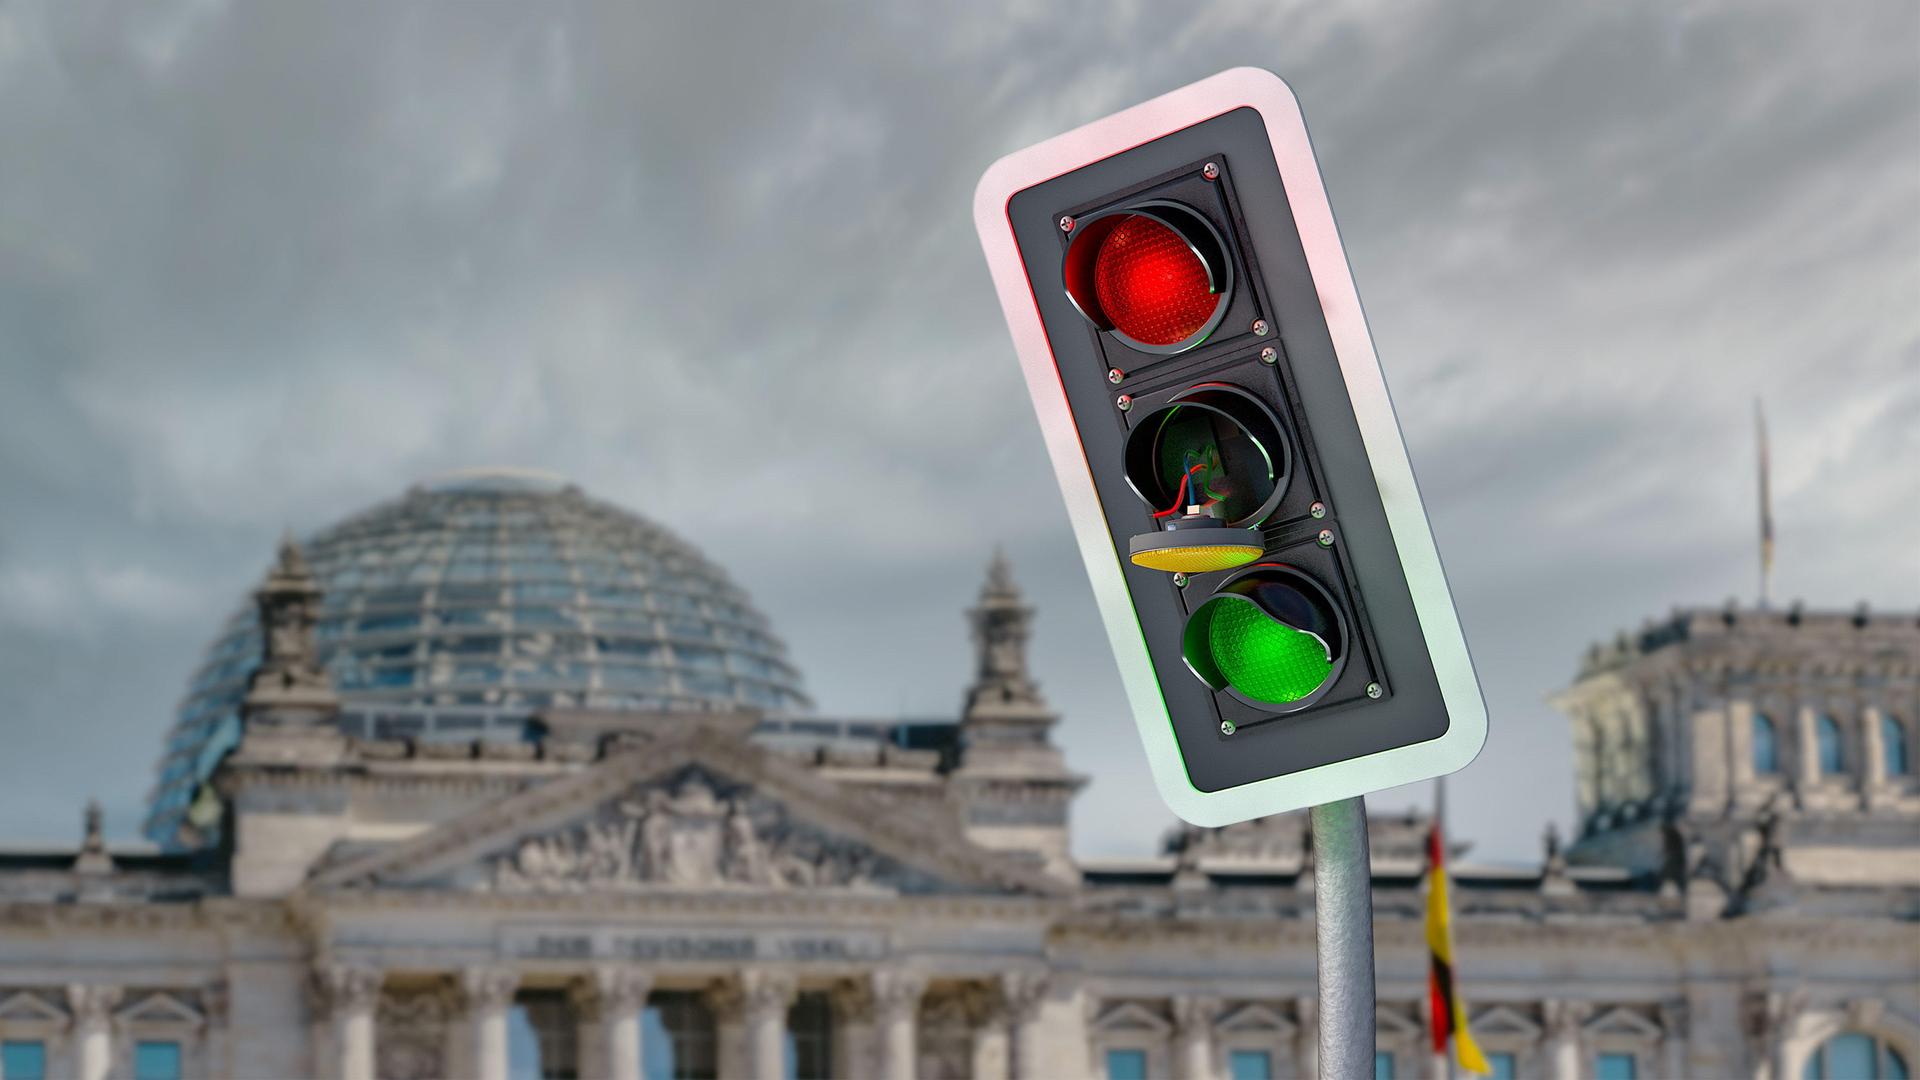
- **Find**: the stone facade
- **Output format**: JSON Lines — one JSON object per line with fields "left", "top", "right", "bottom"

{"left": 2, "top": 537, "right": 1916, "bottom": 1079}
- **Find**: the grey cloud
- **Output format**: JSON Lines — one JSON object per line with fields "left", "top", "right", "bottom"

{"left": 0, "top": 0, "right": 1913, "bottom": 858}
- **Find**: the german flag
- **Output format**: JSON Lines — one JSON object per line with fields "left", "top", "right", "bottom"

{"left": 1426, "top": 820, "right": 1491, "bottom": 1074}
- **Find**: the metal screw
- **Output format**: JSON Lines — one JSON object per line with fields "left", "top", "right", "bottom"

{"left": 1317, "top": 529, "right": 1335, "bottom": 547}
{"left": 1310, "top": 501, "right": 1327, "bottom": 519}
{"left": 1220, "top": 720, "right": 1237, "bottom": 736}
{"left": 1107, "top": 368, "right": 1125, "bottom": 385}
{"left": 1172, "top": 573, "right": 1188, "bottom": 588}
{"left": 1058, "top": 215, "right": 1075, "bottom": 233}
{"left": 1202, "top": 162, "right": 1221, "bottom": 181}
{"left": 1252, "top": 319, "right": 1270, "bottom": 337}
{"left": 1116, "top": 394, "right": 1132, "bottom": 412}
{"left": 1259, "top": 346, "right": 1278, "bottom": 365}
{"left": 1366, "top": 682, "right": 1383, "bottom": 699}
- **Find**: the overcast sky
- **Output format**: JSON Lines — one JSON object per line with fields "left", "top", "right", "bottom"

{"left": 1, "top": 0, "right": 1914, "bottom": 862}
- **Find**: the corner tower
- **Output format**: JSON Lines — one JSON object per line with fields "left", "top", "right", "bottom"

{"left": 1551, "top": 604, "right": 1920, "bottom": 892}
{"left": 951, "top": 552, "right": 1086, "bottom": 878}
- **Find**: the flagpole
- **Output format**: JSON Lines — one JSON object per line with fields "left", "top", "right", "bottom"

{"left": 1310, "top": 795, "right": 1376, "bottom": 1079}
{"left": 1756, "top": 398, "right": 1775, "bottom": 610}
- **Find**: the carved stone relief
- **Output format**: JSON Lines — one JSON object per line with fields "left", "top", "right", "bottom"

{"left": 374, "top": 986, "right": 450, "bottom": 1080}
{"left": 484, "top": 768, "right": 919, "bottom": 895}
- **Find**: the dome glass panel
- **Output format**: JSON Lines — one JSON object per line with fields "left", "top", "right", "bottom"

{"left": 143, "top": 469, "right": 810, "bottom": 848}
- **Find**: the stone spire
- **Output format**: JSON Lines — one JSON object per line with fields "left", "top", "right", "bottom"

{"left": 964, "top": 548, "right": 1045, "bottom": 716}
{"left": 952, "top": 550, "right": 1084, "bottom": 879}
{"left": 72, "top": 799, "right": 112, "bottom": 875}
{"left": 1539, "top": 822, "right": 1573, "bottom": 896}
{"left": 236, "top": 534, "right": 345, "bottom": 764}
{"left": 245, "top": 535, "right": 336, "bottom": 712}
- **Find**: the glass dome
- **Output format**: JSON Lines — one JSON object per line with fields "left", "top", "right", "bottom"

{"left": 144, "top": 468, "right": 810, "bottom": 847}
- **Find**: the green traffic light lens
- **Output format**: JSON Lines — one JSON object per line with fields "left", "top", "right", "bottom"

{"left": 1205, "top": 597, "right": 1333, "bottom": 704}
{"left": 1182, "top": 565, "right": 1349, "bottom": 713}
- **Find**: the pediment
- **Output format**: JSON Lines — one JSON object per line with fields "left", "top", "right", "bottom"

{"left": 1217, "top": 1002, "right": 1294, "bottom": 1036}
{"left": 310, "top": 730, "right": 1065, "bottom": 898}
{"left": 1091, "top": 1001, "right": 1172, "bottom": 1035}
{"left": 1472, "top": 1004, "right": 1542, "bottom": 1039}
{"left": 1583, "top": 1006, "right": 1663, "bottom": 1039}
{"left": 116, "top": 991, "right": 204, "bottom": 1028}
{"left": 0, "top": 990, "right": 66, "bottom": 1024}
{"left": 1376, "top": 1004, "right": 1423, "bottom": 1038}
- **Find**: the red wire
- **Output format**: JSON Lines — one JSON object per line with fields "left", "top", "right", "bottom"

{"left": 1153, "top": 465, "right": 1206, "bottom": 518}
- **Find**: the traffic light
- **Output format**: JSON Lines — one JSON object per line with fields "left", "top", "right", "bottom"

{"left": 973, "top": 68, "right": 1486, "bottom": 826}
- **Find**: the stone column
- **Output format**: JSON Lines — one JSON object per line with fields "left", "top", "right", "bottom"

{"left": 1862, "top": 706, "right": 1889, "bottom": 808}
{"left": 831, "top": 978, "right": 878, "bottom": 1080}
{"left": 1171, "top": 995, "right": 1218, "bottom": 1080}
{"left": 1292, "top": 995, "right": 1318, "bottom": 1080}
{"left": 1750, "top": 989, "right": 1808, "bottom": 1080}
{"left": 872, "top": 970, "right": 927, "bottom": 1080}
{"left": 741, "top": 969, "right": 797, "bottom": 1080}
{"left": 313, "top": 966, "right": 380, "bottom": 1080}
{"left": 204, "top": 982, "right": 232, "bottom": 1080}
{"left": 66, "top": 984, "right": 121, "bottom": 1080}
{"left": 1658, "top": 1001, "right": 1689, "bottom": 1080}
{"left": 576, "top": 967, "right": 652, "bottom": 1080}
{"left": 461, "top": 967, "right": 519, "bottom": 1080}
{"left": 1542, "top": 1001, "right": 1590, "bottom": 1080}
{"left": 1795, "top": 707, "right": 1821, "bottom": 799}
{"left": 706, "top": 980, "right": 749, "bottom": 1080}
{"left": 1001, "top": 972, "right": 1049, "bottom": 1080}
{"left": 970, "top": 1008, "right": 1010, "bottom": 1080}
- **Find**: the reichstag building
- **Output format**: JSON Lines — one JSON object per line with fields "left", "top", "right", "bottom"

{"left": 1, "top": 470, "right": 1914, "bottom": 1080}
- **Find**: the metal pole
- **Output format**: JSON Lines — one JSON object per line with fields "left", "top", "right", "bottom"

{"left": 1310, "top": 795, "right": 1376, "bottom": 1079}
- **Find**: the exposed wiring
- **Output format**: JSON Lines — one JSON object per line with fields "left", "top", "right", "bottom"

{"left": 1153, "top": 464, "right": 1207, "bottom": 518}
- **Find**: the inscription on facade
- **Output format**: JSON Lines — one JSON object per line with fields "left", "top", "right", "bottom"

{"left": 502, "top": 926, "right": 889, "bottom": 963}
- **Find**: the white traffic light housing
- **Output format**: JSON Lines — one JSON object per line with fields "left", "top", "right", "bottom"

{"left": 973, "top": 68, "right": 1486, "bottom": 826}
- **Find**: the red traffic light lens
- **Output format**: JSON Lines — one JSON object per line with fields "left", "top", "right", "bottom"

{"left": 1095, "top": 216, "right": 1218, "bottom": 347}
{"left": 1062, "top": 202, "right": 1231, "bottom": 355}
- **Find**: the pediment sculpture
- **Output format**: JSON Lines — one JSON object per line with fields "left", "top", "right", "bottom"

{"left": 486, "top": 770, "right": 902, "bottom": 894}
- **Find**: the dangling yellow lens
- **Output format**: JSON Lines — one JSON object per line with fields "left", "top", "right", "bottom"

{"left": 1129, "top": 543, "right": 1262, "bottom": 573}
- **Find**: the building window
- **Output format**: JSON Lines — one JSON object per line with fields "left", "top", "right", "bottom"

{"left": 1228, "top": 1049, "right": 1273, "bottom": 1080}
{"left": 1753, "top": 713, "right": 1780, "bottom": 774}
{"left": 785, "top": 991, "right": 833, "bottom": 1080}
{"left": 1817, "top": 713, "right": 1846, "bottom": 775}
{"left": 507, "top": 990, "right": 579, "bottom": 1080}
{"left": 1373, "top": 1050, "right": 1396, "bottom": 1079}
{"left": 1802, "top": 1033, "right": 1910, "bottom": 1079}
{"left": 1, "top": 1042, "right": 46, "bottom": 1080}
{"left": 1596, "top": 1051, "right": 1638, "bottom": 1080}
{"left": 132, "top": 1042, "right": 182, "bottom": 1080}
{"left": 1884, "top": 715, "right": 1910, "bottom": 777}
{"left": 1106, "top": 1048, "right": 1149, "bottom": 1080}
{"left": 643, "top": 992, "right": 717, "bottom": 1080}
{"left": 1489, "top": 1052, "right": 1518, "bottom": 1080}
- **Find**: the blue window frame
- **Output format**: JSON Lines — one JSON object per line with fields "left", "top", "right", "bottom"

{"left": 1802, "top": 1033, "right": 1910, "bottom": 1079}
{"left": 132, "top": 1042, "right": 182, "bottom": 1080}
{"left": 1753, "top": 713, "right": 1780, "bottom": 774}
{"left": 1817, "top": 713, "right": 1845, "bottom": 775}
{"left": 1229, "top": 1049, "right": 1273, "bottom": 1080}
{"left": 1883, "top": 714, "right": 1910, "bottom": 777}
{"left": 1106, "top": 1049, "right": 1148, "bottom": 1080}
{"left": 1489, "top": 1051, "right": 1518, "bottom": 1080}
{"left": 1373, "top": 1050, "right": 1396, "bottom": 1080}
{"left": 2, "top": 1042, "right": 46, "bottom": 1080}
{"left": 1596, "top": 1052, "right": 1638, "bottom": 1080}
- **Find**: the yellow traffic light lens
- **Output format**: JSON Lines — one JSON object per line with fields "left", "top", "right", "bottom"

{"left": 1130, "top": 543, "right": 1262, "bottom": 573}
{"left": 1205, "top": 598, "right": 1333, "bottom": 704}
{"left": 1128, "top": 526, "right": 1264, "bottom": 575}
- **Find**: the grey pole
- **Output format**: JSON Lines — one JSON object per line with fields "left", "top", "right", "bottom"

{"left": 1310, "top": 795, "right": 1376, "bottom": 1079}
